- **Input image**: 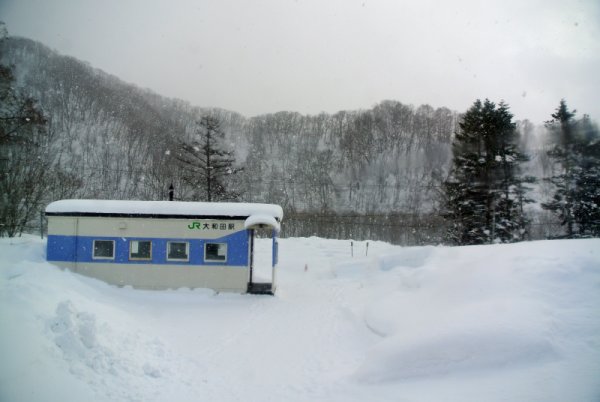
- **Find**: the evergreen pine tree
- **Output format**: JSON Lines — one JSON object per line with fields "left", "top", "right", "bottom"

{"left": 574, "top": 116, "right": 600, "bottom": 236}
{"left": 541, "top": 100, "right": 578, "bottom": 237}
{"left": 174, "top": 116, "right": 242, "bottom": 202}
{"left": 543, "top": 101, "right": 600, "bottom": 237}
{"left": 443, "top": 99, "right": 533, "bottom": 245}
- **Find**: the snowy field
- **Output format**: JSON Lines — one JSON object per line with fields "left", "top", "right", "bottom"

{"left": 1, "top": 236, "right": 599, "bottom": 402}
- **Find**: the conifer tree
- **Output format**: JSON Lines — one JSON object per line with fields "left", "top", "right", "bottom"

{"left": 574, "top": 116, "right": 600, "bottom": 236}
{"left": 543, "top": 101, "right": 600, "bottom": 237}
{"left": 443, "top": 99, "right": 533, "bottom": 245}
{"left": 574, "top": 138, "right": 600, "bottom": 236}
{"left": 174, "top": 116, "right": 242, "bottom": 202}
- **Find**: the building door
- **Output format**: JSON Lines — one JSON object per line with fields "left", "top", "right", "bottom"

{"left": 251, "top": 227, "right": 273, "bottom": 283}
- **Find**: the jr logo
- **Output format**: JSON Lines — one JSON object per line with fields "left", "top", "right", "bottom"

{"left": 188, "top": 221, "right": 235, "bottom": 230}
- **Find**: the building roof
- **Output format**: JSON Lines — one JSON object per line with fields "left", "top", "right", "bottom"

{"left": 45, "top": 199, "right": 283, "bottom": 221}
{"left": 244, "top": 214, "right": 281, "bottom": 232}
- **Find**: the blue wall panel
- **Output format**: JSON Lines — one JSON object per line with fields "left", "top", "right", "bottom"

{"left": 47, "top": 230, "right": 250, "bottom": 267}
{"left": 47, "top": 235, "right": 77, "bottom": 262}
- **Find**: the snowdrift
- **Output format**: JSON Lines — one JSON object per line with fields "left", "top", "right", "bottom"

{"left": 1, "top": 236, "right": 599, "bottom": 402}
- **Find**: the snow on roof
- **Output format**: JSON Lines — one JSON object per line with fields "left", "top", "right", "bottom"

{"left": 244, "top": 214, "right": 281, "bottom": 232}
{"left": 45, "top": 199, "right": 283, "bottom": 220}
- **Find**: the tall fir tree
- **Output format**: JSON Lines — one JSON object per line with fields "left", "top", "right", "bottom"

{"left": 541, "top": 100, "right": 577, "bottom": 237}
{"left": 443, "top": 99, "right": 533, "bottom": 245}
{"left": 174, "top": 116, "right": 242, "bottom": 202}
{"left": 542, "top": 100, "right": 600, "bottom": 237}
{"left": 574, "top": 116, "right": 600, "bottom": 236}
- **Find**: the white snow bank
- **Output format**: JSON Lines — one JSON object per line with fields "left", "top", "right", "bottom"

{"left": 356, "top": 329, "right": 556, "bottom": 382}
{"left": 377, "top": 245, "right": 436, "bottom": 270}
{"left": 1, "top": 236, "right": 599, "bottom": 402}
{"left": 46, "top": 299, "right": 174, "bottom": 396}
{"left": 45, "top": 199, "right": 283, "bottom": 220}
{"left": 356, "top": 240, "right": 600, "bottom": 390}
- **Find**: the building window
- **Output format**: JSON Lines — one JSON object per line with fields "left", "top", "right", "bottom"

{"left": 205, "top": 243, "right": 227, "bottom": 262}
{"left": 93, "top": 240, "right": 115, "bottom": 259}
{"left": 130, "top": 240, "right": 152, "bottom": 260}
{"left": 167, "top": 241, "right": 189, "bottom": 261}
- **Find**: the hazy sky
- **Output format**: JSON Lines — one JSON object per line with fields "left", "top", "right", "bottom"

{"left": 2, "top": 0, "right": 599, "bottom": 123}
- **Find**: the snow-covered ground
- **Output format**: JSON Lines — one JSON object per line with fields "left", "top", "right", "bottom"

{"left": 1, "top": 235, "right": 599, "bottom": 402}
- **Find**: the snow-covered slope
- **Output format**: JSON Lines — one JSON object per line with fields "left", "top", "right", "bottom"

{"left": 1, "top": 236, "right": 599, "bottom": 402}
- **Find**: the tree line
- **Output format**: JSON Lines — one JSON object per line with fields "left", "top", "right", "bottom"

{"left": 443, "top": 98, "right": 599, "bottom": 244}
{"left": 1, "top": 32, "right": 598, "bottom": 243}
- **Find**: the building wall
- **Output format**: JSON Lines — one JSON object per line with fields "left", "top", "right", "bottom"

{"left": 48, "top": 216, "right": 247, "bottom": 239}
{"left": 47, "top": 216, "right": 253, "bottom": 292}
{"left": 52, "top": 262, "right": 250, "bottom": 292}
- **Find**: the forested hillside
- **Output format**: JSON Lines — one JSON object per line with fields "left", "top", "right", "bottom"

{"left": 2, "top": 36, "right": 589, "bottom": 244}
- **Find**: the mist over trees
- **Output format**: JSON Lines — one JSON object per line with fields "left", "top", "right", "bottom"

{"left": 0, "top": 35, "right": 597, "bottom": 243}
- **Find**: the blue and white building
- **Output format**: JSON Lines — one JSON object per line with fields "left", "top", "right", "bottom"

{"left": 45, "top": 200, "right": 283, "bottom": 294}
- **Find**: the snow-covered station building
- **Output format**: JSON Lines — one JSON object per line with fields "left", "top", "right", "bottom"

{"left": 45, "top": 200, "right": 283, "bottom": 294}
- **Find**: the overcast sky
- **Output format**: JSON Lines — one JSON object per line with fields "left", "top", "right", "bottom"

{"left": 2, "top": 0, "right": 599, "bottom": 123}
